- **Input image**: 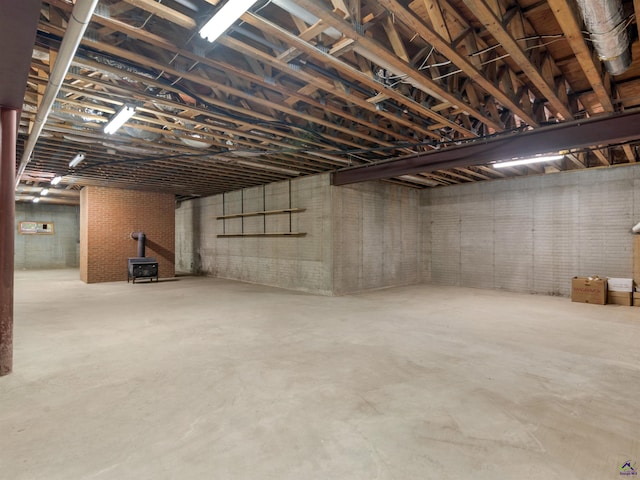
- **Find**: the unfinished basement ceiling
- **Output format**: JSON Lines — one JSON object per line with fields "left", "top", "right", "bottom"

{"left": 15, "top": 0, "right": 640, "bottom": 205}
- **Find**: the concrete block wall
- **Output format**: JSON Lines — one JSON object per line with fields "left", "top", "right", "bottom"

{"left": 176, "top": 174, "right": 334, "bottom": 295}
{"left": 176, "top": 174, "right": 424, "bottom": 295}
{"left": 422, "top": 166, "right": 640, "bottom": 295}
{"left": 332, "top": 182, "right": 422, "bottom": 295}
{"left": 14, "top": 203, "right": 79, "bottom": 269}
{"left": 80, "top": 186, "right": 175, "bottom": 283}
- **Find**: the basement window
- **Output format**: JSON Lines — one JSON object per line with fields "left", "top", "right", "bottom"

{"left": 18, "top": 221, "right": 54, "bottom": 235}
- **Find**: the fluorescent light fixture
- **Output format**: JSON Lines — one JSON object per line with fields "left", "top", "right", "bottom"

{"left": 40, "top": 188, "right": 49, "bottom": 196}
{"left": 51, "top": 176, "right": 62, "bottom": 185}
{"left": 493, "top": 154, "right": 564, "bottom": 169}
{"left": 69, "top": 153, "right": 86, "bottom": 168}
{"left": 104, "top": 105, "right": 136, "bottom": 135}
{"left": 32, "top": 197, "right": 40, "bottom": 203}
{"left": 199, "top": 0, "right": 260, "bottom": 43}
{"left": 398, "top": 175, "right": 439, "bottom": 186}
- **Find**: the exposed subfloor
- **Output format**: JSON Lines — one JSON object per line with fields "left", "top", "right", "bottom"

{"left": 1, "top": 270, "right": 639, "bottom": 479}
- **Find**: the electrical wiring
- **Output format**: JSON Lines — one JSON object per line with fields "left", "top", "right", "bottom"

{"left": 376, "top": 33, "right": 567, "bottom": 88}
{"left": 430, "top": 37, "right": 566, "bottom": 81}
{"left": 583, "top": 13, "right": 635, "bottom": 41}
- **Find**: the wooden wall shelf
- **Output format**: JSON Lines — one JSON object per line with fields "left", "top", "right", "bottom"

{"left": 218, "top": 182, "right": 306, "bottom": 237}
{"left": 216, "top": 208, "right": 305, "bottom": 220}
{"left": 217, "top": 232, "right": 307, "bottom": 238}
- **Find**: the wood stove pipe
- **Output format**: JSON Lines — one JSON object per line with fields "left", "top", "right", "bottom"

{"left": 131, "top": 232, "right": 146, "bottom": 258}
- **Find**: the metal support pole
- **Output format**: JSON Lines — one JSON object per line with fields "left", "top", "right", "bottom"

{"left": 0, "top": 108, "right": 17, "bottom": 376}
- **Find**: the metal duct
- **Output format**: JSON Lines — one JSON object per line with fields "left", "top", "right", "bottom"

{"left": 131, "top": 232, "right": 146, "bottom": 258}
{"left": 15, "top": 0, "right": 100, "bottom": 187}
{"left": 575, "top": 0, "right": 631, "bottom": 75}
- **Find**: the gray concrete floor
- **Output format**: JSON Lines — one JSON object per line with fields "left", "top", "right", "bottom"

{"left": 1, "top": 269, "right": 639, "bottom": 479}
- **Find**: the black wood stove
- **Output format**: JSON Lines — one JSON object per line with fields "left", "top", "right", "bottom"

{"left": 127, "top": 232, "right": 158, "bottom": 283}
{"left": 127, "top": 257, "right": 159, "bottom": 283}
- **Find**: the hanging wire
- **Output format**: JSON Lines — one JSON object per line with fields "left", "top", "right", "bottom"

{"left": 375, "top": 33, "right": 568, "bottom": 88}
{"left": 583, "top": 13, "right": 635, "bottom": 41}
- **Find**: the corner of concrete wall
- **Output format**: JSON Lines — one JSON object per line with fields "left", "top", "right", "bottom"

{"left": 175, "top": 199, "right": 198, "bottom": 274}
{"left": 419, "top": 188, "right": 431, "bottom": 284}
{"left": 176, "top": 175, "right": 423, "bottom": 296}
{"left": 331, "top": 180, "right": 421, "bottom": 295}
{"left": 176, "top": 173, "right": 334, "bottom": 295}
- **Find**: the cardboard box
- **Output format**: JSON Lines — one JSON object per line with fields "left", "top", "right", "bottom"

{"left": 607, "top": 277, "right": 634, "bottom": 292}
{"left": 633, "top": 292, "right": 640, "bottom": 306}
{"left": 608, "top": 291, "right": 633, "bottom": 306}
{"left": 571, "top": 277, "right": 607, "bottom": 304}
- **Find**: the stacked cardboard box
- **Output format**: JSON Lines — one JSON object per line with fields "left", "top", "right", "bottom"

{"left": 607, "top": 278, "right": 633, "bottom": 306}
{"left": 571, "top": 277, "right": 607, "bottom": 304}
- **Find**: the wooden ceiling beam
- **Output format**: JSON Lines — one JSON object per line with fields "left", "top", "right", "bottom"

{"left": 241, "top": 12, "right": 474, "bottom": 137}
{"left": 545, "top": 0, "right": 633, "bottom": 163}
{"left": 592, "top": 148, "right": 610, "bottom": 166}
{"left": 459, "top": 0, "right": 573, "bottom": 120}
{"left": 379, "top": 0, "right": 539, "bottom": 127}
{"left": 79, "top": 11, "right": 422, "bottom": 147}
{"left": 29, "top": 57, "right": 335, "bottom": 155}
{"left": 623, "top": 144, "right": 636, "bottom": 163}
{"left": 220, "top": 36, "right": 434, "bottom": 141}
{"left": 382, "top": 14, "right": 410, "bottom": 63}
{"left": 119, "top": 0, "right": 196, "bottom": 30}
{"left": 278, "top": 0, "right": 497, "bottom": 133}
{"left": 40, "top": 23, "right": 380, "bottom": 152}
{"left": 546, "top": 0, "right": 613, "bottom": 112}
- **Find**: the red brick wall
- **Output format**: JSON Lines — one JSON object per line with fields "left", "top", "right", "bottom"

{"left": 80, "top": 186, "right": 175, "bottom": 283}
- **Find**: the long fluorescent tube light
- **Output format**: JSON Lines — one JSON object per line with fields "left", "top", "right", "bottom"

{"left": 199, "top": 0, "right": 260, "bottom": 43}
{"left": 493, "top": 154, "right": 564, "bottom": 169}
{"left": 69, "top": 153, "right": 86, "bottom": 168}
{"left": 40, "top": 188, "right": 49, "bottom": 196}
{"left": 398, "top": 175, "right": 439, "bottom": 186}
{"left": 104, "top": 106, "right": 136, "bottom": 135}
{"left": 51, "top": 176, "right": 62, "bottom": 185}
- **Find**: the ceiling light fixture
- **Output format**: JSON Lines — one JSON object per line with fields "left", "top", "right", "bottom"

{"left": 398, "top": 175, "right": 439, "bottom": 186}
{"left": 51, "top": 176, "right": 62, "bottom": 185}
{"left": 32, "top": 197, "right": 40, "bottom": 203}
{"left": 69, "top": 153, "right": 86, "bottom": 168}
{"left": 199, "top": 0, "right": 260, "bottom": 43}
{"left": 104, "top": 105, "right": 136, "bottom": 135}
{"left": 493, "top": 154, "right": 564, "bottom": 169}
{"left": 40, "top": 188, "right": 49, "bottom": 196}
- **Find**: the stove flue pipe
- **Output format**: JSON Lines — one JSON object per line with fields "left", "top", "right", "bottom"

{"left": 131, "top": 232, "right": 146, "bottom": 258}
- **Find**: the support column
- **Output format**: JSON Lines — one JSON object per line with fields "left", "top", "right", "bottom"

{"left": 0, "top": 108, "right": 17, "bottom": 376}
